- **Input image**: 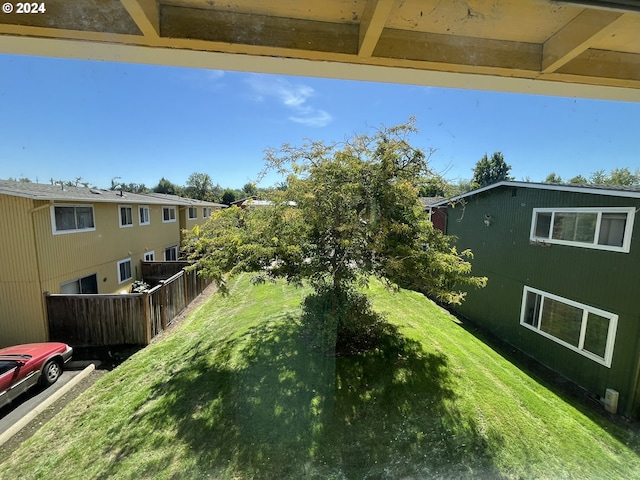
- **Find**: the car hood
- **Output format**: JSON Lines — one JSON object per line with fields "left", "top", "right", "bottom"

{"left": 0, "top": 342, "right": 70, "bottom": 358}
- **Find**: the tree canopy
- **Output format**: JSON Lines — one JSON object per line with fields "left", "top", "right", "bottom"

{"left": 183, "top": 120, "right": 486, "bottom": 308}
{"left": 543, "top": 168, "right": 640, "bottom": 187}
{"left": 472, "top": 152, "right": 512, "bottom": 188}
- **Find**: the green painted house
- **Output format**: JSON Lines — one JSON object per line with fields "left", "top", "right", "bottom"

{"left": 430, "top": 181, "right": 640, "bottom": 418}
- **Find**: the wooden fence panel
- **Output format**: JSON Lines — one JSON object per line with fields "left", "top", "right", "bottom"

{"left": 46, "top": 294, "right": 147, "bottom": 346}
{"left": 47, "top": 263, "right": 214, "bottom": 346}
{"left": 147, "top": 285, "right": 163, "bottom": 339}
{"left": 163, "top": 271, "right": 187, "bottom": 326}
{"left": 141, "top": 261, "right": 190, "bottom": 285}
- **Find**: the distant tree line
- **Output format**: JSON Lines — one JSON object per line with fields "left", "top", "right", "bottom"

{"left": 543, "top": 168, "right": 640, "bottom": 187}
{"left": 6, "top": 173, "right": 263, "bottom": 205}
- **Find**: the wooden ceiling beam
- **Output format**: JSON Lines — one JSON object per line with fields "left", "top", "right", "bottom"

{"left": 541, "top": 9, "right": 624, "bottom": 73}
{"left": 120, "top": 0, "right": 160, "bottom": 39}
{"left": 160, "top": 6, "right": 359, "bottom": 55}
{"left": 358, "top": 0, "right": 395, "bottom": 58}
{"left": 375, "top": 29, "right": 541, "bottom": 72}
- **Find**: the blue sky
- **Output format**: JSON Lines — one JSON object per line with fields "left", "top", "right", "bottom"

{"left": 1, "top": 54, "right": 639, "bottom": 190}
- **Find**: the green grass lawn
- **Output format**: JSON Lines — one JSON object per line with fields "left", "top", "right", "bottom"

{"left": 3, "top": 275, "right": 640, "bottom": 479}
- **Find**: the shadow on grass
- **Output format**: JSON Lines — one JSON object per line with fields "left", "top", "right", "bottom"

{"left": 99, "top": 313, "right": 505, "bottom": 479}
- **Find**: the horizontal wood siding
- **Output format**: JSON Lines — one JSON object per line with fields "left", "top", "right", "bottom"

{"left": 446, "top": 185, "right": 640, "bottom": 417}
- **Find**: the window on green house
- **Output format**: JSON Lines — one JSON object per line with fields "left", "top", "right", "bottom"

{"left": 520, "top": 286, "right": 617, "bottom": 367}
{"left": 530, "top": 207, "right": 634, "bottom": 252}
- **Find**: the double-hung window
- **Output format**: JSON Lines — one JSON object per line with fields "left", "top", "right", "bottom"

{"left": 203, "top": 207, "right": 212, "bottom": 219}
{"left": 530, "top": 207, "right": 634, "bottom": 253}
{"left": 188, "top": 207, "right": 198, "bottom": 220}
{"left": 520, "top": 286, "right": 617, "bottom": 367}
{"left": 119, "top": 205, "right": 133, "bottom": 228}
{"left": 139, "top": 206, "right": 150, "bottom": 226}
{"left": 163, "top": 206, "right": 176, "bottom": 223}
{"left": 118, "top": 258, "right": 133, "bottom": 284}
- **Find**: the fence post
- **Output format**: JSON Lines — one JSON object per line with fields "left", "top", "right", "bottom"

{"left": 143, "top": 291, "right": 152, "bottom": 344}
{"left": 183, "top": 270, "right": 189, "bottom": 305}
{"left": 161, "top": 280, "right": 167, "bottom": 330}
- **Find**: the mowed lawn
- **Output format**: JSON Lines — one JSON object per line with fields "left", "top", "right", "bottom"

{"left": 2, "top": 275, "right": 640, "bottom": 479}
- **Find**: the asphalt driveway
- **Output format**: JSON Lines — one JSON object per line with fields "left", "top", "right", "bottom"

{"left": 0, "top": 359, "right": 95, "bottom": 432}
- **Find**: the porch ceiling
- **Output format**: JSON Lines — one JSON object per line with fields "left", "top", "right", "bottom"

{"left": 0, "top": 0, "right": 639, "bottom": 101}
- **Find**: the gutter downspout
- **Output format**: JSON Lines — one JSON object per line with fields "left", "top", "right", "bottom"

{"left": 29, "top": 200, "right": 53, "bottom": 340}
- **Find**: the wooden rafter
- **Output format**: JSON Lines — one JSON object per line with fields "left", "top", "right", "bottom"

{"left": 542, "top": 9, "right": 625, "bottom": 73}
{"left": 358, "top": 0, "right": 395, "bottom": 58}
{"left": 120, "top": 0, "right": 160, "bottom": 39}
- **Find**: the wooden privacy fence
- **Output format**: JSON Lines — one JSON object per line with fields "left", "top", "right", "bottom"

{"left": 46, "top": 266, "right": 211, "bottom": 346}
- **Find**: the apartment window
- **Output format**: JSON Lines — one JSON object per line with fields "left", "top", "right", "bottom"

{"left": 163, "top": 206, "right": 176, "bottom": 223}
{"left": 119, "top": 205, "right": 133, "bottom": 228}
{"left": 203, "top": 207, "right": 212, "bottom": 218}
{"left": 60, "top": 274, "right": 98, "bottom": 294}
{"left": 139, "top": 206, "right": 150, "bottom": 226}
{"left": 188, "top": 207, "right": 198, "bottom": 219}
{"left": 144, "top": 251, "right": 155, "bottom": 261}
{"left": 117, "top": 258, "right": 133, "bottom": 284}
{"left": 52, "top": 205, "right": 95, "bottom": 234}
{"left": 530, "top": 207, "right": 634, "bottom": 253}
{"left": 520, "top": 286, "right": 617, "bottom": 367}
{"left": 164, "top": 245, "right": 178, "bottom": 261}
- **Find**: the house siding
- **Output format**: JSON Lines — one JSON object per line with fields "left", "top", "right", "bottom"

{"left": 0, "top": 195, "right": 48, "bottom": 346}
{"left": 33, "top": 202, "right": 180, "bottom": 295}
{"left": 446, "top": 186, "right": 640, "bottom": 417}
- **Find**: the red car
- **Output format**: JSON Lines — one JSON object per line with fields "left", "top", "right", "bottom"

{"left": 0, "top": 342, "right": 73, "bottom": 409}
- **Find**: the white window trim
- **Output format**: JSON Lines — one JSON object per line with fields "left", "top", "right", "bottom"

{"left": 164, "top": 245, "right": 178, "bottom": 261}
{"left": 117, "top": 258, "right": 133, "bottom": 284}
{"left": 203, "top": 207, "right": 212, "bottom": 219}
{"left": 144, "top": 251, "right": 155, "bottom": 261}
{"left": 520, "top": 286, "right": 618, "bottom": 367}
{"left": 118, "top": 205, "right": 134, "bottom": 228}
{"left": 530, "top": 206, "right": 635, "bottom": 253}
{"left": 50, "top": 204, "right": 96, "bottom": 235}
{"left": 162, "top": 206, "right": 177, "bottom": 223}
{"left": 139, "top": 205, "right": 150, "bottom": 226}
{"left": 188, "top": 207, "right": 198, "bottom": 220}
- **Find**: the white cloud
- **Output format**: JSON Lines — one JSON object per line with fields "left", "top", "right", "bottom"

{"left": 207, "top": 70, "right": 225, "bottom": 81}
{"left": 245, "top": 75, "right": 332, "bottom": 127}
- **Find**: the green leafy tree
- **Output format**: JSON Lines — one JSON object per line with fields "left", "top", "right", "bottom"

{"left": 185, "top": 172, "right": 214, "bottom": 200}
{"left": 418, "top": 175, "right": 451, "bottom": 197}
{"left": 544, "top": 172, "right": 563, "bottom": 184}
{"left": 153, "top": 177, "right": 183, "bottom": 196}
{"left": 568, "top": 175, "right": 589, "bottom": 185}
{"left": 606, "top": 167, "right": 640, "bottom": 186}
{"left": 221, "top": 189, "right": 237, "bottom": 205}
{"left": 184, "top": 120, "right": 486, "bottom": 317}
{"left": 242, "top": 182, "right": 258, "bottom": 197}
{"left": 472, "top": 152, "right": 512, "bottom": 188}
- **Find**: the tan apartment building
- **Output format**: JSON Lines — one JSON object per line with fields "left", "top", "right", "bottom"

{"left": 0, "top": 180, "right": 224, "bottom": 347}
